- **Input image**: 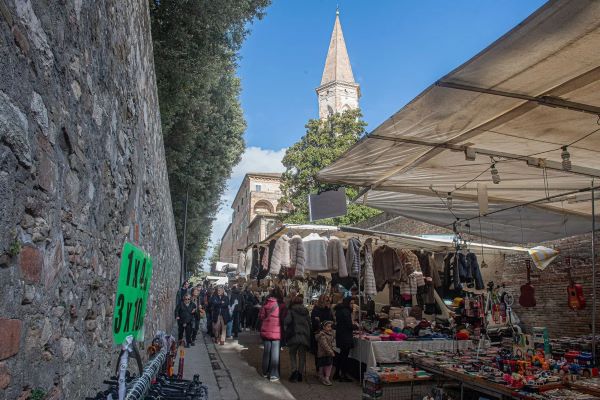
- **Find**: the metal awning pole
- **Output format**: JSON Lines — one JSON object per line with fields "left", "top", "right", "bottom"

{"left": 592, "top": 185, "right": 597, "bottom": 366}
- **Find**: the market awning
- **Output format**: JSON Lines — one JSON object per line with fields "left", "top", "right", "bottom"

{"left": 317, "top": 0, "right": 600, "bottom": 243}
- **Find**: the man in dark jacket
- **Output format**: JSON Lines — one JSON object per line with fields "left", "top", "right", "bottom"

{"left": 175, "top": 293, "right": 197, "bottom": 347}
{"left": 333, "top": 296, "right": 355, "bottom": 381}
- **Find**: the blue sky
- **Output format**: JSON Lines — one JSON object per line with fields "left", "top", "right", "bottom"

{"left": 207, "top": 0, "right": 548, "bottom": 266}
{"left": 238, "top": 0, "right": 547, "bottom": 150}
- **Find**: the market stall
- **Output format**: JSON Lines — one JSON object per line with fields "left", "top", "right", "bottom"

{"left": 313, "top": 2, "right": 600, "bottom": 398}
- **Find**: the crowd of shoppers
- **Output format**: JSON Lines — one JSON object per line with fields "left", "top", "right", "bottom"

{"left": 174, "top": 280, "right": 359, "bottom": 386}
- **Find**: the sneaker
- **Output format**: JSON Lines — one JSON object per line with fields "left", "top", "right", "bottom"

{"left": 269, "top": 376, "right": 280, "bottom": 382}
{"left": 324, "top": 378, "right": 332, "bottom": 386}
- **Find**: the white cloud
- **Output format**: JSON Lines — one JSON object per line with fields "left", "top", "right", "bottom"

{"left": 204, "top": 146, "right": 286, "bottom": 268}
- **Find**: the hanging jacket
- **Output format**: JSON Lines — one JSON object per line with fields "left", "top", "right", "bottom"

{"left": 270, "top": 235, "right": 291, "bottom": 274}
{"left": 457, "top": 252, "right": 469, "bottom": 282}
{"left": 289, "top": 235, "right": 306, "bottom": 276}
{"left": 397, "top": 249, "right": 420, "bottom": 273}
{"left": 250, "top": 246, "right": 260, "bottom": 279}
{"left": 257, "top": 246, "right": 269, "bottom": 280}
{"left": 346, "top": 237, "right": 361, "bottom": 278}
{"left": 303, "top": 233, "right": 328, "bottom": 271}
{"left": 326, "top": 236, "right": 346, "bottom": 275}
{"left": 284, "top": 304, "right": 311, "bottom": 348}
{"left": 373, "top": 245, "right": 404, "bottom": 292}
{"left": 413, "top": 251, "right": 441, "bottom": 305}
{"left": 363, "top": 238, "right": 377, "bottom": 297}
{"left": 466, "top": 252, "right": 485, "bottom": 290}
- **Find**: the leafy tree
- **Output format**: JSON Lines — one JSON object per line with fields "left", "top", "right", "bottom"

{"left": 280, "top": 109, "right": 380, "bottom": 225}
{"left": 149, "top": 0, "right": 271, "bottom": 273}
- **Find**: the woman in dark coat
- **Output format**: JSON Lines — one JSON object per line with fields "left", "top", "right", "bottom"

{"left": 333, "top": 296, "right": 355, "bottom": 381}
{"left": 310, "top": 295, "right": 333, "bottom": 369}
{"left": 209, "top": 286, "right": 230, "bottom": 345}
{"left": 284, "top": 295, "right": 311, "bottom": 382}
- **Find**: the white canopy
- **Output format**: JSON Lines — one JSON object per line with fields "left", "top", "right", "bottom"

{"left": 317, "top": 0, "right": 600, "bottom": 243}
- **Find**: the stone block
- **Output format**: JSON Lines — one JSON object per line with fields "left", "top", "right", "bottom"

{"left": 0, "top": 362, "right": 10, "bottom": 389}
{"left": 19, "top": 245, "right": 42, "bottom": 283}
{"left": 0, "top": 319, "right": 22, "bottom": 360}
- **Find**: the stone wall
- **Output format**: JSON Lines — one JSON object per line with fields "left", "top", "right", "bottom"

{"left": 0, "top": 0, "right": 180, "bottom": 398}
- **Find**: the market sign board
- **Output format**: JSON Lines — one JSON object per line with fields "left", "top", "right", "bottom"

{"left": 112, "top": 242, "right": 153, "bottom": 344}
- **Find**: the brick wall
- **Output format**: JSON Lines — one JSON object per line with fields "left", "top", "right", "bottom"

{"left": 501, "top": 233, "right": 600, "bottom": 337}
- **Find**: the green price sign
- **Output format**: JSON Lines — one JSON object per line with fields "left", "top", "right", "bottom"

{"left": 112, "top": 242, "right": 153, "bottom": 344}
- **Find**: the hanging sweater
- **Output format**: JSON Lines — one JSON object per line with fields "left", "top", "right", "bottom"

{"left": 363, "top": 238, "right": 377, "bottom": 297}
{"left": 270, "top": 235, "right": 291, "bottom": 274}
{"left": 346, "top": 237, "right": 362, "bottom": 278}
{"left": 302, "top": 233, "right": 328, "bottom": 271}
{"left": 326, "top": 236, "right": 346, "bottom": 275}
{"left": 373, "top": 245, "right": 404, "bottom": 292}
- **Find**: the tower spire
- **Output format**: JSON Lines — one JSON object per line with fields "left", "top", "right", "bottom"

{"left": 316, "top": 10, "right": 360, "bottom": 119}
{"left": 320, "top": 10, "right": 355, "bottom": 85}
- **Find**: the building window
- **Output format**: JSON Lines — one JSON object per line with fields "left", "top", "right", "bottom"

{"left": 255, "top": 184, "right": 262, "bottom": 192}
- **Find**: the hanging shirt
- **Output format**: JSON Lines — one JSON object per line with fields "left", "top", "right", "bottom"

{"left": 302, "top": 233, "right": 328, "bottom": 271}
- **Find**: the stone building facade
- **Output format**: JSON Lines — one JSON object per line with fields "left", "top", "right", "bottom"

{"left": 219, "top": 173, "right": 287, "bottom": 266}
{"left": 316, "top": 10, "right": 360, "bottom": 119}
{"left": 0, "top": 1, "right": 180, "bottom": 398}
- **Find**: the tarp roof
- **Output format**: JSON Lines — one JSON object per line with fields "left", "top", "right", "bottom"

{"left": 317, "top": 0, "right": 600, "bottom": 244}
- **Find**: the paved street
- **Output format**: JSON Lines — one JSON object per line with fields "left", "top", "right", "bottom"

{"left": 181, "top": 330, "right": 361, "bottom": 400}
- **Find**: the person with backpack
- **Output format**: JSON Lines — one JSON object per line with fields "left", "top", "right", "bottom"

{"left": 284, "top": 295, "right": 311, "bottom": 382}
{"left": 259, "top": 286, "right": 287, "bottom": 382}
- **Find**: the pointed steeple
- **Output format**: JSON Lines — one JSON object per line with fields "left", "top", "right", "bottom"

{"left": 316, "top": 9, "right": 360, "bottom": 120}
{"left": 321, "top": 10, "right": 355, "bottom": 85}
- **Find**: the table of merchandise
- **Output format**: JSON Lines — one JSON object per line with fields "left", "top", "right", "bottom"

{"left": 406, "top": 353, "right": 599, "bottom": 400}
{"left": 350, "top": 337, "right": 474, "bottom": 367}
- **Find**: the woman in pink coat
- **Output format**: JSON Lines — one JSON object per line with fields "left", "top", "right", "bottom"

{"left": 259, "top": 286, "right": 287, "bottom": 382}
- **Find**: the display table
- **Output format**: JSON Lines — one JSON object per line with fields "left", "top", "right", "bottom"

{"left": 350, "top": 337, "right": 473, "bottom": 367}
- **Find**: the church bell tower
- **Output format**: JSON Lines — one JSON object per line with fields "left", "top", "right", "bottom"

{"left": 316, "top": 9, "right": 360, "bottom": 119}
